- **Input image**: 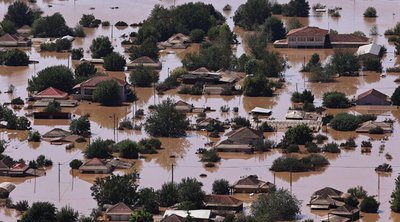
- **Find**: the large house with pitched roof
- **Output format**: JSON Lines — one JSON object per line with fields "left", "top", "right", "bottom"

{"left": 355, "top": 89, "right": 391, "bottom": 106}
{"left": 33, "top": 87, "right": 69, "bottom": 100}
{"left": 213, "top": 127, "right": 264, "bottom": 152}
{"left": 126, "top": 56, "right": 162, "bottom": 70}
{"left": 274, "top": 26, "right": 370, "bottom": 48}
{"left": 73, "top": 76, "right": 131, "bottom": 102}
{"left": 0, "top": 33, "right": 31, "bottom": 47}
{"left": 204, "top": 194, "right": 243, "bottom": 212}
{"left": 231, "top": 175, "right": 275, "bottom": 193}
{"left": 104, "top": 202, "right": 133, "bottom": 221}
{"left": 79, "top": 158, "right": 112, "bottom": 174}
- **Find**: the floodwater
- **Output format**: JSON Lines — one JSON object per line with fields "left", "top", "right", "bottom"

{"left": 0, "top": 0, "right": 400, "bottom": 221}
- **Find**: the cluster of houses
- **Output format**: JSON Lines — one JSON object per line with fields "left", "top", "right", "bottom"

{"left": 310, "top": 187, "right": 360, "bottom": 222}
{"left": 273, "top": 26, "right": 370, "bottom": 48}
{"left": 179, "top": 67, "right": 243, "bottom": 95}
{"left": 0, "top": 158, "right": 44, "bottom": 177}
{"left": 100, "top": 175, "right": 275, "bottom": 222}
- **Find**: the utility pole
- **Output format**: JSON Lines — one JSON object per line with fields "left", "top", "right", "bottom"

{"left": 113, "top": 113, "right": 116, "bottom": 142}
{"left": 289, "top": 171, "right": 293, "bottom": 194}
{"left": 295, "top": 83, "right": 298, "bottom": 92}
{"left": 171, "top": 164, "right": 174, "bottom": 184}
{"left": 58, "top": 162, "right": 61, "bottom": 202}
{"left": 111, "top": 25, "right": 114, "bottom": 39}
{"left": 273, "top": 173, "right": 276, "bottom": 185}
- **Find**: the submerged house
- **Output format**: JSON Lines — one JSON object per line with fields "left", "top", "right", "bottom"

{"left": 126, "top": 56, "right": 162, "bottom": 70}
{"left": 214, "top": 127, "right": 264, "bottom": 152}
{"left": 175, "top": 100, "right": 193, "bottom": 113}
{"left": 42, "top": 128, "right": 72, "bottom": 139}
{"left": 204, "top": 194, "right": 243, "bottom": 212}
{"left": 330, "top": 205, "right": 360, "bottom": 221}
{"left": 181, "top": 67, "right": 221, "bottom": 84}
{"left": 104, "top": 202, "right": 133, "bottom": 221}
{"left": 309, "top": 194, "right": 343, "bottom": 210}
{"left": 159, "top": 33, "right": 192, "bottom": 49}
{"left": 355, "top": 121, "right": 393, "bottom": 133}
{"left": 33, "top": 87, "right": 69, "bottom": 100}
{"left": 73, "top": 76, "right": 131, "bottom": 102}
{"left": 79, "top": 158, "right": 112, "bottom": 174}
{"left": 231, "top": 175, "right": 275, "bottom": 193}
{"left": 0, "top": 33, "right": 31, "bottom": 47}
{"left": 355, "top": 89, "right": 391, "bottom": 106}
{"left": 0, "top": 158, "right": 13, "bottom": 176}
{"left": 0, "top": 182, "right": 16, "bottom": 198}
{"left": 273, "top": 26, "right": 370, "bottom": 48}
{"left": 16, "top": 25, "right": 32, "bottom": 34}
{"left": 311, "top": 187, "right": 346, "bottom": 201}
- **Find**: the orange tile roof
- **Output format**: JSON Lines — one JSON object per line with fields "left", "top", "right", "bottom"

{"left": 36, "top": 87, "right": 68, "bottom": 98}
{"left": 287, "top": 26, "right": 329, "bottom": 37}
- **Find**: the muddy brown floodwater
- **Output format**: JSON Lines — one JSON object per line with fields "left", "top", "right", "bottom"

{"left": 0, "top": 0, "right": 400, "bottom": 221}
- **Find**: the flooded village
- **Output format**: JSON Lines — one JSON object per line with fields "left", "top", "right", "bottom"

{"left": 0, "top": 0, "right": 400, "bottom": 221}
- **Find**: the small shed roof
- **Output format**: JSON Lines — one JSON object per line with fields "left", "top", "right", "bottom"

{"left": 0, "top": 182, "right": 16, "bottom": 193}
{"left": 250, "top": 107, "right": 272, "bottom": 115}
{"left": 356, "top": 43, "right": 381, "bottom": 56}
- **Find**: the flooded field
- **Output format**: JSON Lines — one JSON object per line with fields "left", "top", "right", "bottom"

{"left": 0, "top": 0, "right": 400, "bottom": 221}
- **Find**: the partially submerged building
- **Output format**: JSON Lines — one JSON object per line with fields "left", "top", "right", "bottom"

{"left": 355, "top": 121, "right": 393, "bottom": 133}
{"left": 79, "top": 158, "right": 112, "bottom": 174}
{"left": 73, "top": 76, "right": 131, "bottom": 102}
{"left": 355, "top": 89, "right": 391, "bottom": 106}
{"left": 204, "top": 194, "right": 243, "bottom": 212}
{"left": 231, "top": 175, "right": 275, "bottom": 193}
{"left": 213, "top": 127, "right": 264, "bottom": 152}
{"left": 273, "top": 26, "right": 370, "bottom": 48}
{"left": 104, "top": 202, "right": 133, "bottom": 222}
{"left": 356, "top": 43, "right": 382, "bottom": 57}
{"left": 159, "top": 33, "right": 192, "bottom": 49}
{"left": 0, "top": 33, "right": 31, "bottom": 47}
{"left": 126, "top": 56, "right": 162, "bottom": 70}
{"left": 33, "top": 87, "right": 69, "bottom": 100}
{"left": 0, "top": 182, "right": 16, "bottom": 198}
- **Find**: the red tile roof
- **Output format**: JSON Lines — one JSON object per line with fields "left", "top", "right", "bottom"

{"left": 330, "top": 34, "right": 369, "bottom": 43}
{"left": 287, "top": 26, "right": 329, "bottom": 37}
{"left": 79, "top": 76, "right": 127, "bottom": 88}
{"left": 36, "top": 87, "right": 68, "bottom": 98}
